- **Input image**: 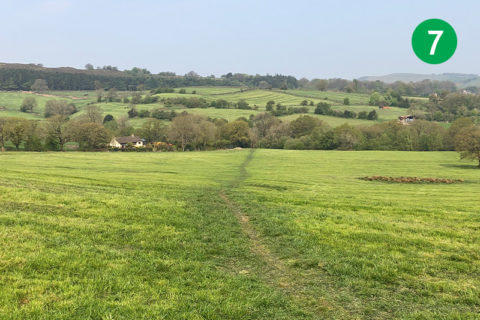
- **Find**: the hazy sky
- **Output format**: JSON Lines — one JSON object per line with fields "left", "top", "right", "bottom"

{"left": 0, "top": 0, "right": 478, "bottom": 79}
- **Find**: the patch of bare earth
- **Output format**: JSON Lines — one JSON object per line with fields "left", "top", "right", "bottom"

{"left": 361, "top": 176, "right": 464, "bottom": 184}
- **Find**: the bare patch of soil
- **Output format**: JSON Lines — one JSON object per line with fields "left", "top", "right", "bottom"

{"left": 360, "top": 176, "right": 464, "bottom": 184}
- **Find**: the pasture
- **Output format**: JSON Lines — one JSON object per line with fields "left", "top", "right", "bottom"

{"left": 1, "top": 150, "right": 479, "bottom": 319}
{"left": 0, "top": 88, "right": 406, "bottom": 128}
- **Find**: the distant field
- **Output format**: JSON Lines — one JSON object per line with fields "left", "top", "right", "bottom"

{"left": 0, "top": 91, "right": 95, "bottom": 120}
{"left": 0, "top": 88, "right": 409, "bottom": 128}
{"left": 279, "top": 113, "right": 375, "bottom": 126}
{"left": 283, "top": 89, "right": 370, "bottom": 105}
{"left": 331, "top": 105, "right": 408, "bottom": 121}
{"left": 1, "top": 150, "right": 479, "bottom": 319}
{"left": 181, "top": 86, "right": 247, "bottom": 95}
{"left": 175, "top": 108, "right": 260, "bottom": 121}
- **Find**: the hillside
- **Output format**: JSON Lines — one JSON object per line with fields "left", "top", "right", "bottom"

{"left": 0, "top": 88, "right": 406, "bottom": 128}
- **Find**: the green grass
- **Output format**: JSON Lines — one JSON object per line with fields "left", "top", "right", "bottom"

{"left": 181, "top": 86, "right": 247, "bottom": 95}
{"left": 175, "top": 108, "right": 260, "bottom": 121}
{"left": 283, "top": 90, "right": 370, "bottom": 105}
{"left": 0, "top": 91, "right": 96, "bottom": 120}
{"left": 1, "top": 150, "right": 479, "bottom": 319}
{"left": 279, "top": 113, "right": 374, "bottom": 126}
{"left": 0, "top": 89, "right": 436, "bottom": 128}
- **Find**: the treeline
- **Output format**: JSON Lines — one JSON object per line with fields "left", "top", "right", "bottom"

{"left": 425, "top": 92, "right": 480, "bottom": 121}
{"left": 0, "top": 64, "right": 296, "bottom": 91}
{"left": 1, "top": 110, "right": 479, "bottom": 165}
{"left": 301, "top": 78, "right": 457, "bottom": 96}
{"left": 0, "top": 63, "right": 460, "bottom": 96}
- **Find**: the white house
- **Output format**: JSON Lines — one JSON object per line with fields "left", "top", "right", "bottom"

{"left": 109, "top": 135, "right": 146, "bottom": 148}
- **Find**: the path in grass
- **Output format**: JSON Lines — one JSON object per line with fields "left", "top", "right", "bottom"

{"left": 220, "top": 150, "right": 350, "bottom": 318}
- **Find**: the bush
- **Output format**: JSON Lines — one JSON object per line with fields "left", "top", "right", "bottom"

{"left": 210, "top": 99, "right": 230, "bottom": 109}
{"left": 284, "top": 138, "right": 305, "bottom": 150}
{"left": 357, "top": 111, "right": 368, "bottom": 119}
{"left": 20, "top": 97, "right": 37, "bottom": 113}
{"left": 367, "top": 110, "right": 378, "bottom": 120}
{"left": 151, "top": 109, "right": 177, "bottom": 120}
{"left": 314, "top": 102, "right": 331, "bottom": 115}
{"left": 44, "top": 100, "right": 77, "bottom": 118}
{"left": 128, "top": 107, "right": 138, "bottom": 118}
{"left": 138, "top": 110, "right": 151, "bottom": 118}
{"left": 236, "top": 100, "right": 251, "bottom": 110}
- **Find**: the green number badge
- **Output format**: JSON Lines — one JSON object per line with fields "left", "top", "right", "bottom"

{"left": 412, "top": 19, "right": 457, "bottom": 64}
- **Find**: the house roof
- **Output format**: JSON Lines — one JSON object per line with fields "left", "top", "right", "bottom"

{"left": 115, "top": 135, "right": 143, "bottom": 144}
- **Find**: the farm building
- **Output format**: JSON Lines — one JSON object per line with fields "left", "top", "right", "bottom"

{"left": 109, "top": 135, "right": 146, "bottom": 148}
{"left": 398, "top": 115, "right": 415, "bottom": 125}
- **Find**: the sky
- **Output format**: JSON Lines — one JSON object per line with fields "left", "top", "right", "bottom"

{"left": 0, "top": 0, "right": 479, "bottom": 79}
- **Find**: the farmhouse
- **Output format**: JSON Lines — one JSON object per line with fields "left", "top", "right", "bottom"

{"left": 109, "top": 135, "right": 146, "bottom": 148}
{"left": 398, "top": 115, "right": 414, "bottom": 125}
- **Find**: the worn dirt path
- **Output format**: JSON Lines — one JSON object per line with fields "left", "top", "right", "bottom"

{"left": 219, "top": 150, "right": 350, "bottom": 319}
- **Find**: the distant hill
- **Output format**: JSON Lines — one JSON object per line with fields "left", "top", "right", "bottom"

{"left": 359, "top": 73, "right": 480, "bottom": 88}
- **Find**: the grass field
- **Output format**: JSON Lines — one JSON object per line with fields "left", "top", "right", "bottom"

{"left": 0, "top": 88, "right": 403, "bottom": 128}
{"left": 1, "top": 150, "right": 479, "bottom": 319}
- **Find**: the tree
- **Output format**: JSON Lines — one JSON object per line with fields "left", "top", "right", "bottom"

{"left": 107, "top": 88, "right": 118, "bottom": 102}
{"left": 20, "top": 97, "right": 37, "bottom": 113}
{"left": 186, "top": 71, "right": 199, "bottom": 78}
{"left": 96, "top": 88, "right": 105, "bottom": 102}
{"left": 266, "top": 100, "right": 275, "bottom": 111}
{"left": 445, "top": 117, "right": 474, "bottom": 150}
{"left": 85, "top": 105, "right": 103, "bottom": 124}
{"left": 236, "top": 100, "right": 250, "bottom": 110}
{"left": 358, "top": 111, "right": 368, "bottom": 119}
{"left": 168, "top": 113, "right": 198, "bottom": 151}
{"left": 85, "top": 63, "right": 94, "bottom": 70}
{"left": 343, "top": 97, "right": 350, "bottom": 105}
{"left": 0, "top": 118, "right": 7, "bottom": 152}
{"left": 334, "top": 124, "right": 363, "bottom": 150}
{"left": 128, "top": 106, "right": 138, "bottom": 118}
{"left": 31, "top": 79, "right": 49, "bottom": 92}
{"left": 24, "top": 121, "right": 44, "bottom": 151}
{"left": 312, "top": 79, "right": 328, "bottom": 91}
{"left": 44, "top": 100, "right": 77, "bottom": 118}
{"left": 367, "top": 110, "right": 378, "bottom": 120}
{"left": 220, "top": 120, "right": 251, "bottom": 147}
{"left": 103, "top": 114, "right": 115, "bottom": 124}
{"left": 289, "top": 115, "right": 321, "bottom": 138}
{"left": 46, "top": 115, "right": 70, "bottom": 151}
{"left": 70, "top": 121, "right": 110, "bottom": 151}
{"left": 258, "top": 81, "right": 272, "bottom": 90}
{"left": 94, "top": 80, "right": 103, "bottom": 90}
{"left": 455, "top": 126, "right": 480, "bottom": 167}
{"left": 194, "top": 120, "right": 216, "bottom": 150}
{"left": 5, "top": 118, "right": 30, "bottom": 150}
{"left": 369, "top": 92, "right": 386, "bottom": 106}
{"left": 314, "top": 102, "right": 332, "bottom": 115}
{"left": 117, "top": 117, "right": 134, "bottom": 136}
{"left": 137, "top": 119, "right": 166, "bottom": 143}
{"left": 252, "top": 113, "right": 280, "bottom": 139}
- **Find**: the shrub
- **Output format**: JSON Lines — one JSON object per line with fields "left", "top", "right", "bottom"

{"left": 314, "top": 102, "right": 331, "bottom": 115}
{"left": 284, "top": 138, "right": 305, "bottom": 150}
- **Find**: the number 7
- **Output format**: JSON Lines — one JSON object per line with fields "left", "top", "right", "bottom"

{"left": 428, "top": 30, "right": 443, "bottom": 55}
